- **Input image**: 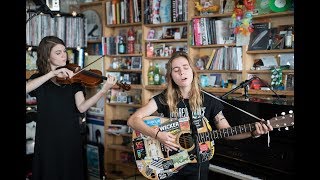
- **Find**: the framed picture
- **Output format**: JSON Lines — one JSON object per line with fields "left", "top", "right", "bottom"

{"left": 285, "top": 74, "right": 294, "bottom": 91}
{"left": 162, "top": 26, "right": 181, "bottom": 39}
{"left": 131, "top": 57, "right": 142, "bottom": 70}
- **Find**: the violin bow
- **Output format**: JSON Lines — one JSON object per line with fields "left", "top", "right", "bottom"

{"left": 73, "top": 55, "right": 105, "bottom": 76}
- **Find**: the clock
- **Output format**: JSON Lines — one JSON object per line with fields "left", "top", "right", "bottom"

{"left": 82, "top": 9, "right": 102, "bottom": 41}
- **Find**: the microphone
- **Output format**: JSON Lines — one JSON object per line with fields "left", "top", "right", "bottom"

{"left": 88, "top": 24, "right": 99, "bottom": 37}
{"left": 221, "top": 76, "right": 257, "bottom": 99}
{"left": 39, "top": 0, "right": 54, "bottom": 18}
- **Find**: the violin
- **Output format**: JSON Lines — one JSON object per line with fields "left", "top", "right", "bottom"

{"left": 56, "top": 63, "right": 131, "bottom": 91}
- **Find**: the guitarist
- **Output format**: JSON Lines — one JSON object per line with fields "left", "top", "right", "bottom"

{"left": 127, "top": 51, "right": 273, "bottom": 180}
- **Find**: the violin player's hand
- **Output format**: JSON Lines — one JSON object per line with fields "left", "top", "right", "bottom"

{"left": 101, "top": 75, "right": 117, "bottom": 93}
{"left": 52, "top": 68, "right": 74, "bottom": 79}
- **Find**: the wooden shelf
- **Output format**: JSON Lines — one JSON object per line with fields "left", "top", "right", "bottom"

{"left": 113, "top": 84, "right": 143, "bottom": 90}
{"left": 144, "top": 21, "right": 188, "bottom": 27}
{"left": 106, "top": 22, "right": 142, "bottom": 28}
{"left": 145, "top": 57, "right": 171, "bottom": 60}
{"left": 190, "top": 43, "right": 236, "bottom": 48}
{"left": 107, "top": 144, "right": 132, "bottom": 152}
{"left": 191, "top": 12, "right": 233, "bottom": 19}
{"left": 107, "top": 68, "right": 142, "bottom": 73}
{"left": 106, "top": 103, "right": 142, "bottom": 107}
{"left": 145, "top": 38, "right": 188, "bottom": 43}
{"left": 246, "top": 70, "right": 294, "bottom": 74}
{"left": 108, "top": 160, "right": 136, "bottom": 169}
{"left": 246, "top": 49, "right": 294, "bottom": 54}
{"left": 196, "top": 70, "right": 242, "bottom": 73}
{"left": 106, "top": 132, "right": 132, "bottom": 137}
{"left": 252, "top": 11, "right": 294, "bottom": 19}
{"left": 145, "top": 85, "right": 167, "bottom": 90}
{"left": 107, "top": 53, "right": 142, "bottom": 57}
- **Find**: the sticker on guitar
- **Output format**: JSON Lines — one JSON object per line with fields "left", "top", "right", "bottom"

{"left": 131, "top": 111, "right": 294, "bottom": 179}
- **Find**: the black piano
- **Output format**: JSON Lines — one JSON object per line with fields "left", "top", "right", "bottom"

{"left": 208, "top": 98, "right": 295, "bottom": 179}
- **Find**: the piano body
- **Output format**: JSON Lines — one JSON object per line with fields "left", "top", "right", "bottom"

{"left": 208, "top": 98, "right": 295, "bottom": 179}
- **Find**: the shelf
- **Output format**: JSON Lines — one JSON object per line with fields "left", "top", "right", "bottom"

{"left": 191, "top": 12, "right": 233, "bottom": 19}
{"left": 107, "top": 144, "right": 132, "bottom": 152}
{"left": 106, "top": 132, "right": 132, "bottom": 137}
{"left": 190, "top": 43, "right": 236, "bottom": 48}
{"left": 107, "top": 53, "right": 142, "bottom": 57}
{"left": 108, "top": 160, "right": 136, "bottom": 169}
{"left": 145, "top": 39, "right": 188, "bottom": 43}
{"left": 246, "top": 70, "right": 294, "bottom": 74}
{"left": 145, "top": 57, "right": 171, "bottom": 60}
{"left": 106, "top": 22, "right": 142, "bottom": 28}
{"left": 144, "top": 21, "right": 188, "bottom": 27}
{"left": 113, "top": 84, "right": 143, "bottom": 90}
{"left": 246, "top": 49, "right": 294, "bottom": 54}
{"left": 252, "top": 11, "right": 294, "bottom": 19}
{"left": 196, "top": 70, "right": 242, "bottom": 73}
{"left": 145, "top": 85, "right": 167, "bottom": 90}
{"left": 107, "top": 69, "right": 142, "bottom": 73}
{"left": 106, "top": 103, "right": 142, "bottom": 107}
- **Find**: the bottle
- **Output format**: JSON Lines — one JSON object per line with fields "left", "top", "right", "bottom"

{"left": 153, "top": 63, "right": 160, "bottom": 85}
{"left": 118, "top": 36, "right": 126, "bottom": 54}
{"left": 285, "top": 27, "right": 293, "bottom": 49}
{"left": 148, "top": 62, "right": 155, "bottom": 85}
{"left": 127, "top": 28, "right": 135, "bottom": 54}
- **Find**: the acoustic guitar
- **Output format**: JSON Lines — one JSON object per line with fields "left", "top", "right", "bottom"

{"left": 131, "top": 112, "right": 294, "bottom": 179}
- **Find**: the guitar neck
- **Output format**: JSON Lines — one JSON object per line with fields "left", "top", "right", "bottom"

{"left": 197, "top": 122, "right": 258, "bottom": 142}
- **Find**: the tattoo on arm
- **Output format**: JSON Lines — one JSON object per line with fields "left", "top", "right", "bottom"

{"left": 214, "top": 112, "right": 226, "bottom": 125}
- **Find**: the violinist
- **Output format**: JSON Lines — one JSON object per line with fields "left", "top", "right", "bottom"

{"left": 127, "top": 51, "right": 273, "bottom": 180}
{"left": 26, "top": 36, "right": 117, "bottom": 180}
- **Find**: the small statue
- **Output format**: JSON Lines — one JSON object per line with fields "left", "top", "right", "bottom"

{"left": 194, "top": 1, "right": 220, "bottom": 14}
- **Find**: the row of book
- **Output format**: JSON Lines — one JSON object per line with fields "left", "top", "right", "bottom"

{"left": 191, "top": 17, "right": 235, "bottom": 46}
{"left": 106, "top": 0, "right": 141, "bottom": 25}
{"left": 201, "top": 47, "right": 243, "bottom": 71}
{"left": 144, "top": 0, "right": 188, "bottom": 24}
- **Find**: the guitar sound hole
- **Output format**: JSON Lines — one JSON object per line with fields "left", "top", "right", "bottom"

{"left": 179, "top": 133, "right": 194, "bottom": 149}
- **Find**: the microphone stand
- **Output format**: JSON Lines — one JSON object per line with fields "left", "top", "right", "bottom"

{"left": 184, "top": 101, "right": 201, "bottom": 180}
{"left": 26, "top": 2, "right": 54, "bottom": 24}
{"left": 190, "top": 120, "right": 201, "bottom": 180}
{"left": 221, "top": 77, "right": 256, "bottom": 99}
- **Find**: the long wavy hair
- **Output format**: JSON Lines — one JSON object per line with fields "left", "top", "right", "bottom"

{"left": 165, "top": 51, "right": 203, "bottom": 113}
{"left": 36, "top": 36, "right": 66, "bottom": 74}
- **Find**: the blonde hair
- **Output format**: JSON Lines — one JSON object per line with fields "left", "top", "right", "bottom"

{"left": 165, "top": 51, "right": 203, "bottom": 113}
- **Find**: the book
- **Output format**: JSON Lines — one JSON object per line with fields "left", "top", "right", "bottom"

{"left": 285, "top": 74, "right": 294, "bottom": 91}
{"left": 248, "top": 22, "right": 270, "bottom": 50}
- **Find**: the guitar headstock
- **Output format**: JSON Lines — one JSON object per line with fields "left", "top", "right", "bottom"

{"left": 268, "top": 110, "right": 294, "bottom": 129}
{"left": 116, "top": 81, "right": 131, "bottom": 91}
